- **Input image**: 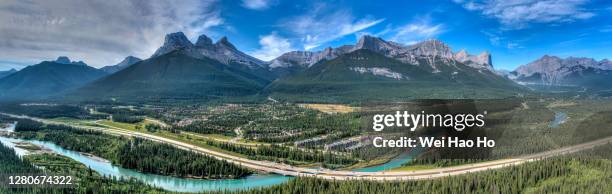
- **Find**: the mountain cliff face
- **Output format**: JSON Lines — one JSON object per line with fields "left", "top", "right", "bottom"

{"left": 100, "top": 56, "right": 142, "bottom": 73}
{"left": 269, "top": 35, "right": 493, "bottom": 75}
{"left": 454, "top": 50, "right": 492, "bottom": 70}
{"left": 0, "top": 57, "right": 107, "bottom": 100}
{"left": 151, "top": 32, "right": 194, "bottom": 57}
{"left": 149, "top": 32, "right": 273, "bottom": 81}
{"left": 512, "top": 55, "right": 612, "bottom": 88}
{"left": 267, "top": 48, "right": 522, "bottom": 102}
{"left": 152, "top": 32, "right": 267, "bottom": 69}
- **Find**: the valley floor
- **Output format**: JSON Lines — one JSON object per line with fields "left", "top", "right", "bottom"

{"left": 1, "top": 98, "right": 611, "bottom": 193}
{"left": 2, "top": 112, "right": 612, "bottom": 181}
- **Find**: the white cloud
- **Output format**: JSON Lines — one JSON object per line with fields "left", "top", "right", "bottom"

{"left": 388, "top": 17, "right": 445, "bottom": 45}
{"left": 400, "top": 24, "right": 443, "bottom": 37}
{"left": 600, "top": 25, "right": 612, "bottom": 33}
{"left": 481, "top": 30, "right": 502, "bottom": 46}
{"left": 506, "top": 42, "right": 522, "bottom": 49}
{"left": 456, "top": 0, "right": 595, "bottom": 29}
{"left": 281, "top": 4, "right": 384, "bottom": 50}
{"left": 481, "top": 30, "right": 524, "bottom": 49}
{"left": 0, "top": 0, "right": 223, "bottom": 68}
{"left": 250, "top": 33, "right": 293, "bottom": 61}
{"left": 241, "top": 0, "right": 276, "bottom": 10}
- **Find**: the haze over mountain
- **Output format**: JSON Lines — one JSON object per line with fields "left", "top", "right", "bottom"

{"left": 0, "top": 57, "right": 107, "bottom": 100}
{"left": 0, "top": 69, "right": 16, "bottom": 79}
{"left": 100, "top": 56, "right": 142, "bottom": 74}
{"left": 511, "top": 55, "right": 612, "bottom": 90}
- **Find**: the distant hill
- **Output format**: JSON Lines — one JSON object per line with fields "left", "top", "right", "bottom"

{"left": 0, "top": 69, "right": 17, "bottom": 79}
{"left": 511, "top": 55, "right": 612, "bottom": 91}
{"left": 267, "top": 49, "right": 523, "bottom": 103}
{"left": 100, "top": 56, "right": 142, "bottom": 74}
{"left": 72, "top": 50, "right": 270, "bottom": 102}
{"left": 0, "top": 57, "right": 107, "bottom": 100}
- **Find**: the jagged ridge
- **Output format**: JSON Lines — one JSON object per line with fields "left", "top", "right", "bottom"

{"left": 270, "top": 35, "right": 493, "bottom": 73}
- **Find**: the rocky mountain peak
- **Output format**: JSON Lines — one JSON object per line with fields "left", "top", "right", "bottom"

{"left": 539, "top": 55, "right": 561, "bottom": 62}
{"left": 195, "top": 34, "right": 213, "bottom": 48}
{"left": 149, "top": 32, "right": 266, "bottom": 69}
{"left": 151, "top": 32, "right": 194, "bottom": 57}
{"left": 408, "top": 39, "right": 453, "bottom": 58}
{"left": 355, "top": 35, "right": 402, "bottom": 55}
{"left": 513, "top": 55, "right": 609, "bottom": 81}
{"left": 117, "top": 56, "right": 142, "bottom": 67}
{"left": 52, "top": 56, "right": 87, "bottom": 66}
{"left": 100, "top": 56, "right": 142, "bottom": 73}
{"left": 216, "top": 36, "right": 237, "bottom": 50}
{"left": 452, "top": 49, "right": 492, "bottom": 69}
{"left": 477, "top": 51, "right": 492, "bottom": 67}
{"left": 0, "top": 68, "right": 18, "bottom": 79}
{"left": 164, "top": 32, "right": 193, "bottom": 48}
{"left": 269, "top": 51, "right": 317, "bottom": 68}
{"left": 55, "top": 56, "right": 71, "bottom": 64}
{"left": 356, "top": 35, "right": 383, "bottom": 49}
{"left": 514, "top": 55, "right": 562, "bottom": 77}
{"left": 512, "top": 55, "right": 612, "bottom": 86}
{"left": 454, "top": 49, "right": 469, "bottom": 61}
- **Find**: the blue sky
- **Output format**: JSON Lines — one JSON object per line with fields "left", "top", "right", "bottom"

{"left": 1, "top": 0, "right": 611, "bottom": 71}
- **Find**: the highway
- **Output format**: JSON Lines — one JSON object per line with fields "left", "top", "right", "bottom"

{"left": 3, "top": 112, "right": 611, "bottom": 181}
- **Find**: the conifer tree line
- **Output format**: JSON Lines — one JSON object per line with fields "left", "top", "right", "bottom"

{"left": 0, "top": 144, "right": 166, "bottom": 193}
{"left": 11, "top": 120, "right": 251, "bottom": 179}
{"left": 222, "top": 143, "right": 612, "bottom": 194}
{"left": 205, "top": 140, "right": 357, "bottom": 167}
{"left": 118, "top": 138, "right": 251, "bottom": 179}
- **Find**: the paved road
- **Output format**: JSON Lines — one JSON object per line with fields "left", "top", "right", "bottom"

{"left": 3, "top": 112, "right": 611, "bottom": 181}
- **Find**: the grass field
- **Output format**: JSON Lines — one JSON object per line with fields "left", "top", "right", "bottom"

{"left": 387, "top": 165, "right": 437, "bottom": 172}
{"left": 341, "top": 152, "right": 398, "bottom": 170}
{"left": 298, "top": 103, "right": 357, "bottom": 113}
{"left": 95, "top": 119, "right": 252, "bottom": 157}
{"left": 98, "top": 120, "right": 139, "bottom": 131}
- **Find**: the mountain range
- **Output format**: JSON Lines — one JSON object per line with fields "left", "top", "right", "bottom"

{"left": 0, "top": 57, "right": 108, "bottom": 100}
{"left": 266, "top": 36, "right": 519, "bottom": 102}
{"left": 73, "top": 50, "right": 269, "bottom": 102}
{"left": 13, "top": 31, "right": 611, "bottom": 102}
{"left": 268, "top": 35, "right": 493, "bottom": 77}
{"left": 150, "top": 32, "right": 274, "bottom": 81}
{"left": 510, "top": 55, "right": 612, "bottom": 90}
